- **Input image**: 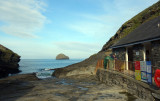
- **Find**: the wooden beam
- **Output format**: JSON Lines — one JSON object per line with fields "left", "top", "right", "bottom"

{"left": 126, "top": 47, "right": 128, "bottom": 70}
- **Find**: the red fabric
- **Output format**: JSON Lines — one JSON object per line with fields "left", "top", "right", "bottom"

{"left": 154, "top": 69, "right": 160, "bottom": 88}
{"left": 135, "top": 61, "right": 140, "bottom": 70}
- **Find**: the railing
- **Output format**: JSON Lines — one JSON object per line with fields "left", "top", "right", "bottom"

{"left": 96, "top": 59, "right": 159, "bottom": 87}
{"left": 95, "top": 59, "right": 135, "bottom": 77}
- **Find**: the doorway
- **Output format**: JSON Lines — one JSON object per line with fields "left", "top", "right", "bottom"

{"left": 144, "top": 42, "right": 151, "bottom": 61}
{"left": 128, "top": 47, "right": 134, "bottom": 71}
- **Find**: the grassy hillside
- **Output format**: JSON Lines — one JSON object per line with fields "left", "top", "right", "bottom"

{"left": 101, "top": 1, "right": 160, "bottom": 51}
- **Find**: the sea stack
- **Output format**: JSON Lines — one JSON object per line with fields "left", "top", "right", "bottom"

{"left": 0, "top": 44, "right": 21, "bottom": 78}
{"left": 56, "top": 53, "right": 69, "bottom": 60}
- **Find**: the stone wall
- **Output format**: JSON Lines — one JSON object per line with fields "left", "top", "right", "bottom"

{"left": 151, "top": 40, "right": 160, "bottom": 69}
{"left": 132, "top": 44, "right": 144, "bottom": 61}
{"left": 113, "top": 47, "right": 126, "bottom": 61}
{"left": 96, "top": 69, "right": 160, "bottom": 101}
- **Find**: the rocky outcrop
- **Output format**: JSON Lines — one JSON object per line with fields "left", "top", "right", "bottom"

{"left": 56, "top": 53, "right": 69, "bottom": 60}
{"left": 0, "top": 44, "right": 20, "bottom": 78}
{"left": 53, "top": 52, "right": 105, "bottom": 78}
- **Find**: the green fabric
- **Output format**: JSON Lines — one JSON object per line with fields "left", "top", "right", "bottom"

{"left": 104, "top": 56, "right": 114, "bottom": 69}
{"left": 103, "top": 56, "right": 110, "bottom": 69}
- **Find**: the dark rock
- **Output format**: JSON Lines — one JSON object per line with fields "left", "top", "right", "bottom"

{"left": 0, "top": 44, "right": 20, "bottom": 78}
{"left": 56, "top": 53, "right": 69, "bottom": 60}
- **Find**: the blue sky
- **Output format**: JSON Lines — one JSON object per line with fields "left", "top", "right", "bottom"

{"left": 0, "top": 0, "right": 159, "bottom": 59}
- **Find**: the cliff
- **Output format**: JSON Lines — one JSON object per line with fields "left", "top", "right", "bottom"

{"left": 53, "top": 1, "right": 160, "bottom": 78}
{"left": 101, "top": 1, "right": 160, "bottom": 51}
{"left": 0, "top": 44, "right": 21, "bottom": 78}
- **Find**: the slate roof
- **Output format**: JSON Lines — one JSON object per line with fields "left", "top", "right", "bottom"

{"left": 111, "top": 16, "right": 160, "bottom": 48}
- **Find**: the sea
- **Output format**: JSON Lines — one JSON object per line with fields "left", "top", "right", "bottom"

{"left": 18, "top": 59, "right": 83, "bottom": 79}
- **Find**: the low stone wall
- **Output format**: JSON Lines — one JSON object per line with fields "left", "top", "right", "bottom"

{"left": 96, "top": 69, "right": 160, "bottom": 101}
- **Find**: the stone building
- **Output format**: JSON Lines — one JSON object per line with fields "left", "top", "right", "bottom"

{"left": 111, "top": 16, "right": 160, "bottom": 72}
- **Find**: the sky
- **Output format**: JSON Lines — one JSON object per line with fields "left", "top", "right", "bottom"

{"left": 0, "top": 0, "right": 159, "bottom": 59}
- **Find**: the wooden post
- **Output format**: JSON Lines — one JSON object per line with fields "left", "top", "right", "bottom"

{"left": 143, "top": 45, "right": 146, "bottom": 61}
{"left": 114, "top": 59, "right": 115, "bottom": 70}
{"left": 126, "top": 47, "right": 128, "bottom": 70}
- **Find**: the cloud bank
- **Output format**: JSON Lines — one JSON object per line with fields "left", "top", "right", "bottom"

{"left": 0, "top": 0, "right": 46, "bottom": 38}
{"left": 53, "top": 41, "right": 101, "bottom": 59}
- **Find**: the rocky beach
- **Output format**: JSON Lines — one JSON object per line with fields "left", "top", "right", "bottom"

{"left": 0, "top": 73, "right": 140, "bottom": 101}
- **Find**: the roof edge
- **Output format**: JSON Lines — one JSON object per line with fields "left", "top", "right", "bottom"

{"left": 111, "top": 37, "right": 160, "bottom": 49}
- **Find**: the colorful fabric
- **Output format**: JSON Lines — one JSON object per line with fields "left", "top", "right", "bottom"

{"left": 135, "top": 70, "right": 141, "bottom": 80}
{"left": 135, "top": 61, "right": 140, "bottom": 70}
{"left": 140, "top": 61, "right": 146, "bottom": 72}
{"left": 140, "top": 61, "right": 147, "bottom": 82}
{"left": 146, "top": 61, "right": 152, "bottom": 73}
{"left": 154, "top": 69, "right": 160, "bottom": 88}
{"left": 141, "top": 71, "right": 147, "bottom": 82}
{"left": 147, "top": 73, "right": 152, "bottom": 84}
{"left": 103, "top": 56, "right": 113, "bottom": 69}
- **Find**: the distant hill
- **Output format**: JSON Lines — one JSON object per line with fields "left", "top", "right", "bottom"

{"left": 101, "top": 1, "right": 160, "bottom": 51}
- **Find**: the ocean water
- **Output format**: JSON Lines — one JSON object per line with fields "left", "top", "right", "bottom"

{"left": 18, "top": 59, "right": 83, "bottom": 78}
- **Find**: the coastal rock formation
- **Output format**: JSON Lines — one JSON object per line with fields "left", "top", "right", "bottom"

{"left": 56, "top": 53, "right": 69, "bottom": 60}
{"left": 53, "top": 52, "right": 105, "bottom": 78}
{"left": 0, "top": 44, "right": 20, "bottom": 78}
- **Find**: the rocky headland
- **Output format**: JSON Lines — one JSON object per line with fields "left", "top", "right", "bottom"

{"left": 56, "top": 53, "right": 69, "bottom": 60}
{"left": 0, "top": 44, "right": 20, "bottom": 78}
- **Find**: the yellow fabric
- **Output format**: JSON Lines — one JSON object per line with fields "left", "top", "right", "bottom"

{"left": 135, "top": 70, "right": 141, "bottom": 80}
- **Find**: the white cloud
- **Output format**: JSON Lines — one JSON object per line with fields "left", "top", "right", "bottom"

{"left": 0, "top": 39, "right": 55, "bottom": 59}
{"left": 71, "top": 0, "right": 159, "bottom": 42}
{"left": 53, "top": 41, "right": 101, "bottom": 59}
{"left": 69, "top": 21, "right": 108, "bottom": 38}
{"left": 54, "top": 41, "right": 100, "bottom": 52}
{"left": 0, "top": 0, "right": 46, "bottom": 38}
{"left": 0, "top": 38, "right": 100, "bottom": 59}
{"left": 68, "top": 13, "right": 122, "bottom": 42}
{"left": 80, "top": 14, "right": 119, "bottom": 23}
